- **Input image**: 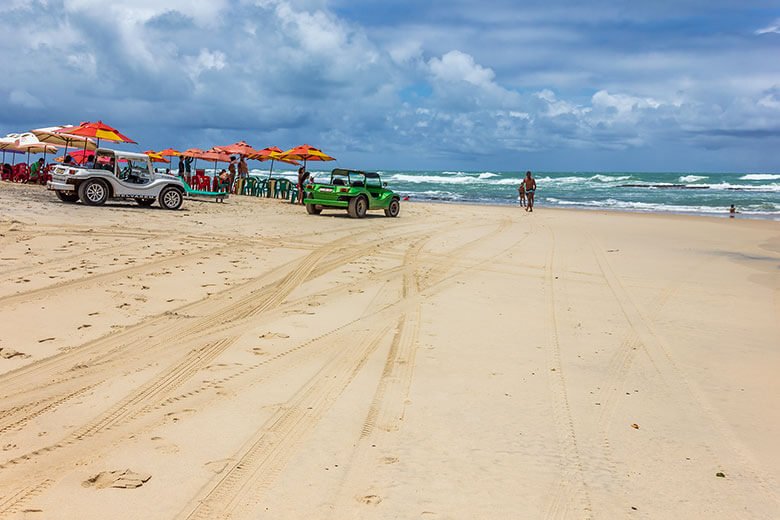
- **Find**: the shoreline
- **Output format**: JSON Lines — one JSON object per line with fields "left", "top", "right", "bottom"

{"left": 404, "top": 196, "right": 780, "bottom": 222}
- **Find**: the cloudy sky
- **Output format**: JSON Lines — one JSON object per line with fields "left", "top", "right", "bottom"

{"left": 2, "top": 0, "right": 779, "bottom": 172}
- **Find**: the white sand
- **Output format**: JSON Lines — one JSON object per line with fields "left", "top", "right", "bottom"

{"left": 0, "top": 182, "right": 778, "bottom": 519}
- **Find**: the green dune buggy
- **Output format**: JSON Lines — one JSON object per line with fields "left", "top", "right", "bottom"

{"left": 303, "top": 168, "right": 401, "bottom": 218}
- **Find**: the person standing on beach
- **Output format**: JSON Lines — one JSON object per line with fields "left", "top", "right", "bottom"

{"left": 297, "top": 166, "right": 310, "bottom": 204}
{"left": 517, "top": 180, "right": 526, "bottom": 207}
{"left": 178, "top": 156, "right": 185, "bottom": 177}
{"left": 228, "top": 156, "right": 237, "bottom": 192}
{"left": 523, "top": 171, "right": 537, "bottom": 212}
{"left": 238, "top": 155, "right": 248, "bottom": 179}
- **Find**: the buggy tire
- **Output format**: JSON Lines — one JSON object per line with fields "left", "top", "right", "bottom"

{"left": 78, "top": 179, "right": 109, "bottom": 206}
{"left": 136, "top": 198, "right": 155, "bottom": 207}
{"left": 348, "top": 195, "right": 368, "bottom": 218}
{"left": 159, "top": 186, "right": 183, "bottom": 210}
{"left": 384, "top": 198, "right": 400, "bottom": 217}
{"left": 305, "top": 203, "right": 322, "bottom": 215}
{"left": 56, "top": 190, "right": 80, "bottom": 203}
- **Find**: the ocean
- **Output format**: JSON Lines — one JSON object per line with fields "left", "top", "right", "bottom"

{"left": 246, "top": 168, "right": 780, "bottom": 220}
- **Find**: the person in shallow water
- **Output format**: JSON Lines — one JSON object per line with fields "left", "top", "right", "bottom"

{"left": 523, "top": 171, "right": 537, "bottom": 212}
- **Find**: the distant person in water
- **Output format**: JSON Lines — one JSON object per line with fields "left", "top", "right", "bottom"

{"left": 523, "top": 171, "right": 536, "bottom": 212}
{"left": 517, "top": 180, "right": 526, "bottom": 207}
{"left": 729, "top": 204, "right": 737, "bottom": 218}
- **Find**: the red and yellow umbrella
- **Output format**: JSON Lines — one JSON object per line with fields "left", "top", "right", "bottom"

{"left": 144, "top": 150, "right": 170, "bottom": 163}
{"left": 248, "top": 146, "right": 300, "bottom": 178}
{"left": 279, "top": 144, "right": 335, "bottom": 167}
{"left": 56, "top": 121, "right": 136, "bottom": 149}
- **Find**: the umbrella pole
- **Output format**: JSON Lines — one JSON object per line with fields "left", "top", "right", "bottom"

{"left": 268, "top": 159, "right": 275, "bottom": 180}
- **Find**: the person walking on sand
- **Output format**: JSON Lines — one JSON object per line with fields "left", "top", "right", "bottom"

{"left": 523, "top": 171, "right": 536, "bottom": 212}
{"left": 517, "top": 180, "right": 526, "bottom": 207}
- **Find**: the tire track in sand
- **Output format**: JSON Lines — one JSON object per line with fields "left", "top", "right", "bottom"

{"left": 590, "top": 242, "right": 780, "bottom": 512}
{"left": 178, "top": 325, "right": 393, "bottom": 520}
{"left": 542, "top": 228, "right": 594, "bottom": 520}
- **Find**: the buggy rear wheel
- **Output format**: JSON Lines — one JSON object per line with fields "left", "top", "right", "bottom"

{"left": 56, "top": 190, "right": 80, "bottom": 203}
{"left": 348, "top": 195, "right": 368, "bottom": 218}
{"left": 78, "top": 179, "right": 109, "bottom": 206}
{"left": 305, "top": 203, "right": 322, "bottom": 215}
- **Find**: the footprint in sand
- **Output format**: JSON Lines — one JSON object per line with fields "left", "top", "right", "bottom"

{"left": 381, "top": 456, "right": 399, "bottom": 464}
{"left": 259, "top": 332, "right": 290, "bottom": 339}
{"left": 77, "top": 324, "right": 92, "bottom": 330}
{"left": 358, "top": 495, "right": 382, "bottom": 505}
{"left": 82, "top": 469, "right": 151, "bottom": 489}
{"left": 0, "top": 348, "right": 30, "bottom": 359}
{"left": 205, "top": 459, "right": 232, "bottom": 474}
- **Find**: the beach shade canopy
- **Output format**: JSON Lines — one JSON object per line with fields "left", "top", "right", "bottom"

{"left": 279, "top": 144, "right": 335, "bottom": 168}
{"left": 144, "top": 150, "right": 170, "bottom": 163}
{"left": 247, "top": 146, "right": 300, "bottom": 178}
{"left": 14, "top": 133, "right": 59, "bottom": 155}
{"left": 199, "top": 149, "right": 233, "bottom": 162}
{"left": 214, "top": 141, "right": 257, "bottom": 157}
{"left": 0, "top": 135, "right": 24, "bottom": 152}
{"left": 180, "top": 148, "right": 205, "bottom": 157}
{"left": 56, "top": 120, "right": 136, "bottom": 147}
{"left": 158, "top": 148, "right": 181, "bottom": 157}
{"left": 32, "top": 126, "right": 97, "bottom": 151}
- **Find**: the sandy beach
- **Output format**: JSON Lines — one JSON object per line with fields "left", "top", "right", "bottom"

{"left": 0, "top": 182, "right": 778, "bottom": 519}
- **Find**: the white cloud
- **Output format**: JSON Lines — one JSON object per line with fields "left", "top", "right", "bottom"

{"left": 184, "top": 49, "right": 227, "bottom": 82}
{"left": 429, "top": 50, "right": 495, "bottom": 88}
{"left": 755, "top": 19, "right": 780, "bottom": 35}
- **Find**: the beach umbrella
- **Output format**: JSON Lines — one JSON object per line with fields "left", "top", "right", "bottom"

{"left": 279, "top": 143, "right": 335, "bottom": 172}
{"left": 249, "top": 146, "right": 300, "bottom": 179}
{"left": 56, "top": 120, "right": 136, "bottom": 149}
{"left": 214, "top": 140, "right": 258, "bottom": 157}
{"left": 144, "top": 150, "right": 170, "bottom": 163}
{"left": 180, "top": 148, "right": 205, "bottom": 173}
{"left": 32, "top": 126, "right": 96, "bottom": 157}
{"left": 14, "top": 133, "right": 59, "bottom": 168}
{"left": 158, "top": 148, "right": 181, "bottom": 169}
{"left": 0, "top": 135, "right": 25, "bottom": 165}
{"left": 198, "top": 148, "right": 232, "bottom": 176}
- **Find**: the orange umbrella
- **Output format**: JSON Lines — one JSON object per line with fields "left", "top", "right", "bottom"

{"left": 214, "top": 141, "right": 257, "bottom": 157}
{"left": 56, "top": 120, "right": 136, "bottom": 149}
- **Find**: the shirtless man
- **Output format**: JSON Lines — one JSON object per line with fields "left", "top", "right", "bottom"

{"left": 523, "top": 171, "right": 536, "bottom": 212}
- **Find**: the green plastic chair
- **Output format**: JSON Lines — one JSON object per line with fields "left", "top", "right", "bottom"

{"left": 275, "top": 178, "right": 292, "bottom": 199}
{"left": 242, "top": 177, "right": 256, "bottom": 196}
{"left": 254, "top": 178, "right": 267, "bottom": 196}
